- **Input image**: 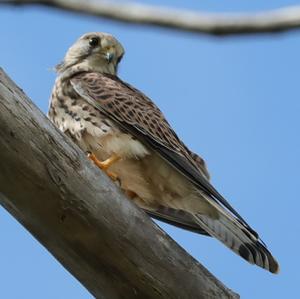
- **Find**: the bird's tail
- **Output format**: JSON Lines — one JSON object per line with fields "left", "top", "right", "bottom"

{"left": 193, "top": 196, "right": 279, "bottom": 274}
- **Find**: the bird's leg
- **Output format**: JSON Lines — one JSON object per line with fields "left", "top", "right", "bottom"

{"left": 87, "top": 152, "right": 120, "bottom": 181}
{"left": 88, "top": 153, "right": 120, "bottom": 170}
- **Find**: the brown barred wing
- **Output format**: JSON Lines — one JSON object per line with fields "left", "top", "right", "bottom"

{"left": 70, "top": 72, "right": 259, "bottom": 230}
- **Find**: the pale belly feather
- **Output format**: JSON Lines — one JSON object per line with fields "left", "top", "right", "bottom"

{"left": 83, "top": 131, "right": 214, "bottom": 216}
{"left": 51, "top": 104, "right": 213, "bottom": 216}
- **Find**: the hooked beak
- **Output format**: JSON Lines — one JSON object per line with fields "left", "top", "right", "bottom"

{"left": 105, "top": 51, "right": 114, "bottom": 64}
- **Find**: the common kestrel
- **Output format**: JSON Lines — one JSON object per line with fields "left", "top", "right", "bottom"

{"left": 48, "top": 32, "right": 279, "bottom": 273}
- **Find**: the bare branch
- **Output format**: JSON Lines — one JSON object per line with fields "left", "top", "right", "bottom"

{"left": 2, "top": 0, "right": 300, "bottom": 35}
{"left": 0, "top": 68, "right": 239, "bottom": 299}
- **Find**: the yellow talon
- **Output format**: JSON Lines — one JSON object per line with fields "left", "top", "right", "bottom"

{"left": 106, "top": 170, "right": 118, "bottom": 181}
{"left": 87, "top": 152, "right": 120, "bottom": 180}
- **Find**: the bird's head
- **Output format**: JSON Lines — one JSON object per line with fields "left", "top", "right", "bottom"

{"left": 56, "top": 32, "right": 124, "bottom": 75}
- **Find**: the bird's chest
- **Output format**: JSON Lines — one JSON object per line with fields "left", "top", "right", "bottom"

{"left": 48, "top": 82, "right": 149, "bottom": 159}
{"left": 49, "top": 82, "right": 114, "bottom": 141}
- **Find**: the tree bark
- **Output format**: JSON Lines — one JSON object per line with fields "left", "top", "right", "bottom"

{"left": 2, "top": 0, "right": 300, "bottom": 36}
{"left": 0, "top": 68, "right": 239, "bottom": 298}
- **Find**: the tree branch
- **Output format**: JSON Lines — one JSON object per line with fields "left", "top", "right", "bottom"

{"left": 0, "top": 68, "right": 239, "bottom": 298}
{"left": 2, "top": 0, "right": 300, "bottom": 35}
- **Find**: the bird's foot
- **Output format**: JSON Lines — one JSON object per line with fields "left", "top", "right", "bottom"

{"left": 88, "top": 152, "right": 120, "bottom": 169}
{"left": 106, "top": 170, "right": 118, "bottom": 181}
{"left": 125, "top": 190, "right": 137, "bottom": 199}
{"left": 87, "top": 152, "right": 120, "bottom": 181}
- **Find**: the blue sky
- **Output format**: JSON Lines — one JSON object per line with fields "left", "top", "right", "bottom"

{"left": 0, "top": 1, "right": 299, "bottom": 298}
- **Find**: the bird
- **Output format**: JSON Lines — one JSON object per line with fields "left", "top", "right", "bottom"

{"left": 48, "top": 32, "right": 279, "bottom": 274}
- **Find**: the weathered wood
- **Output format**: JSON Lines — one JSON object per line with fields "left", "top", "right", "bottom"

{"left": 0, "top": 68, "right": 239, "bottom": 299}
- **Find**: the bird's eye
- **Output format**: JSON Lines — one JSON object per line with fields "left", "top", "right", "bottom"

{"left": 89, "top": 37, "right": 100, "bottom": 47}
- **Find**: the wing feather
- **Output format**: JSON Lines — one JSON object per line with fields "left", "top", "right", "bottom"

{"left": 145, "top": 207, "right": 210, "bottom": 236}
{"left": 69, "top": 71, "right": 279, "bottom": 273}
{"left": 70, "top": 72, "right": 255, "bottom": 233}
